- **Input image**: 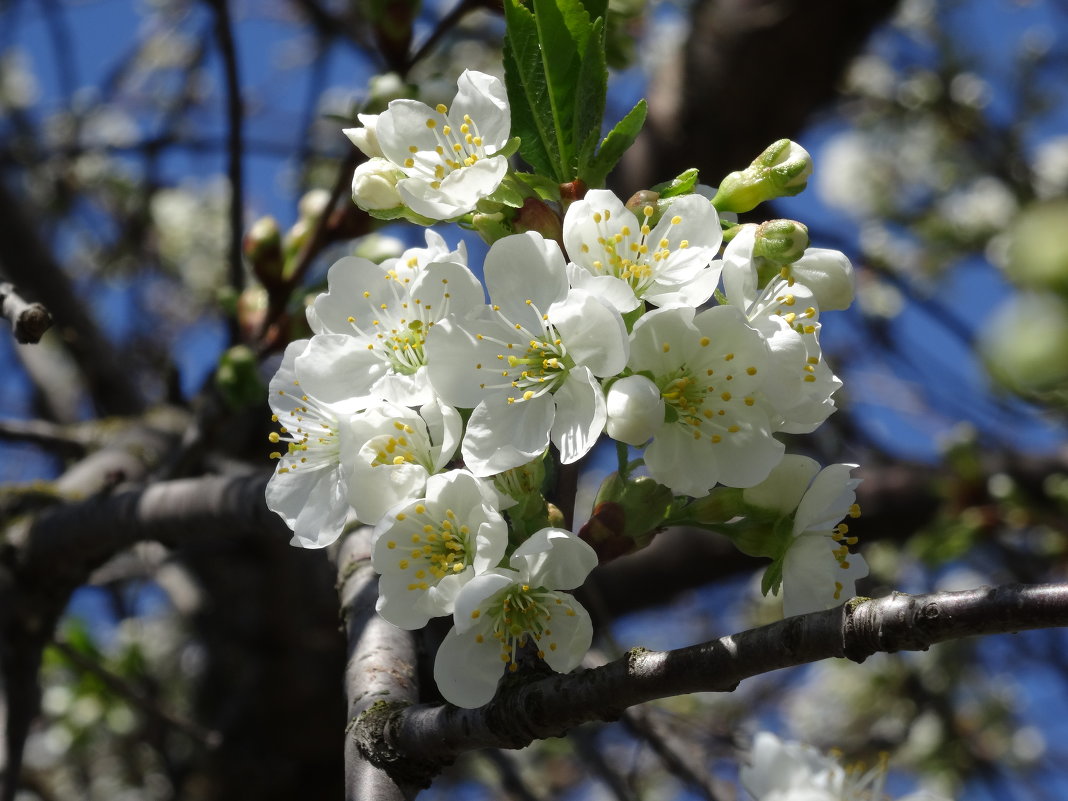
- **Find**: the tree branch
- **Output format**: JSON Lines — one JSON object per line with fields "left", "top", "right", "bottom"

{"left": 360, "top": 583, "right": 1068, "bottom": 784}
{"left": 0, "top": 283, "right": 52, "bottom": 345}
{"left": 335, "top": 528, "right": 420, "bottom": 801}
{"left": 206, "top": 0, "right": 246, "bottom": 305}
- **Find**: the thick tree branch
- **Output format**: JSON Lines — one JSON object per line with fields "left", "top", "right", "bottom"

{"left": 335, "top": 528, "right": 420, "bottom": 801}
{"left": 17, "top": 473, "right": 285, "bottom": 583}
{"left": 359, "top": 583, "right": 1068, "bottom": 783}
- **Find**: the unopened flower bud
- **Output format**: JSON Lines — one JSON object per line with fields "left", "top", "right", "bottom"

{"left": 712, "top": 139, "right": 814, "bottom": 213}
{"left": 625, "top": 189, "right": 660, "bottom": 215}
{"left": 350, "top": 157, "right": 403, "bottom": 211}
{"left": 471, "top": 211, "right": 512, "bottom": 245}
{"left": 243, "top": 216, "right": 284, "bottom": 288}
{"left": 298, "top": 188, "right": 332, "bottom": 221}
{"left": 215, "top": 344, "right": 264, "bottom": 410}
{"left": 343, "top": 113, "right": 384, "bottom": 158}
{"left": 786, "top": 248, "right": 855, "bottom": 311}
{"left": 606, "top": 375, "right": 665, "bottom": 446}
{"left": 753, "top": 219, "right": 810, "bottom": 265}
{"left": 512, "top": 197, "right": 563, "bottom": 246}
{"left": 578, "top": 473, "right": 672, "bottom": 560}
{"left": 283, "top": 218, "right": 310, "bottom": 263}
{"left": 1006, "top": 200, "right": 1068, "bottom": 292}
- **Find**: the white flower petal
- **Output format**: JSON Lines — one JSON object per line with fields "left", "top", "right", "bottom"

{"left": 433, "top": 625, "right": 508, "bottom": 708}
{"left": 509, "top": 528, "right": 598, "bottom": 590}
{"left": 484, "top": 232, "right": 569, "bottom": 326}
{"left": 550, "top": 367, "right": 607, "bottom": 464}
{"left": 743, "top": 454, "right": 821, "bottom": 516}
{"left": 781, "top": 536, "right": 868, "bottom": 617}
{"left": 462, "top": 395, "right": 554, "bottom": 476}
{"left": 295, "top": 334, "right": 386, "bottom": 409}
{"left": 539, "top": 595, "right": 593, "bottom": 673}
{"left": 549, "top": 291, "right": 629, "bottom": 377}
{"left": 793, "top": 464, "right": 860, "bottom": 535}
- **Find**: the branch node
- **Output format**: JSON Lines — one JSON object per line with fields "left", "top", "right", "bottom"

{"left": 353, "top": 700, "right": 441, "bottom": 788}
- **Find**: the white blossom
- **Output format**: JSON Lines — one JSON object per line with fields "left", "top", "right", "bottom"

{"left": 743, "top": 455, "right": 868, "bottom": 617}
{"left": 615, "top": 304, "right": 784, "bottom": 496}
{"left": 265, "top": 340, "right": 355, "bottom": 549}
{"left": 433, "top": 528, "right": 597, "bottom": 708}
{"left": 563, "top": 189, "right": 723, "bottom": 313}
{"left": 297, "top": 232, "right": 483, "bottom": 408}
{"left": 346, "top": 398, "right": 462, "bottom": 524}
{"left": 355, "top": 69, "right": 511, "bottom": 220}
{"left": 722, "top": 226, "right": 842, "bottom": 434}
{"left": 427, "top": 231, "right": 629, "bottom": 476}
{"left": 741, "top": 731, "right": 949, "bottom": 801}
{"left": 372, "top": 469, "right": 508, "bottom": 629}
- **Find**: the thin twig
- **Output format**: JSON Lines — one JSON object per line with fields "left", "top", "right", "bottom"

{"left": 50, "top": 640, "right": 222, "bottom": 749}
{"left": 0, "top": 283, "right": 52, "bottom": 345}
{"left": 206, "top": 0, "right": 246, "bottom": 303}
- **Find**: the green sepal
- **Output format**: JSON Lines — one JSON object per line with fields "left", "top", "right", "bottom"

{"left": 498, "top": 136, "right": 523, "bottom": 159}
{"left": 479, "top": 178, "right": 526, "bottom": 210}
{"left": 761, "top": 558, "right": 785, "bottom": 597}
{"left": 579, "top": 98, "right": 647, "bottom": 188}
{"left": 364, "top": 205, "right": 438, "bottom": 226}
{"left": 652, "top": 168, "right": 700, "bottom": 199}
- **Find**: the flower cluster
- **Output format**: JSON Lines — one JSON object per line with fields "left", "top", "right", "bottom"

{"left": 267, "top": 68, "right": 866, "bottom": 707}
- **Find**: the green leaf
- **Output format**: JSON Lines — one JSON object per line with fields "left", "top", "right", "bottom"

{"left": 579, "top": 98, "right": 647, "bottom": 187}
{"left": 514, "top": 171, "right": 564, "bottom": 201}
{"left": 573, "top": 16, "right": 608, "bottom": 175}
{"left": 529, "top": 0, "right": 596, "bottom": 177}
{"left": 503, "top": 0, "right": 560, "bottom": 177}
{"left": 653, "top": 168, "right": 700, "bottom": 198}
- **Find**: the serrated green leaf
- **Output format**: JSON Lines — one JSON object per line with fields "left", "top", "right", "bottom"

{"left": 579, "top": 98, "right": 647, "bottom": 187}
{"left": 573, "top": 16, "right": 608, "bottom": 175}
{"left": 530, "top": 0, "right": 598, "bottom": 177}
{"left": 503, "top": 0, "right": 561, "bottom": 177}
{"left": 580, "top": 0, "right": 607, "bottom": 20}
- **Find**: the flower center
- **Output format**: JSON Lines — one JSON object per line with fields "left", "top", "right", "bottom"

{"left": 389, "top": 504, "right": 472, "bottom": 589}
{"left": 365, "top": 420, "right": 431, "bottom": 470}
{"left": 829, "top": 504, "right": 863, "bottom": 600}
{"left": 475, "top": 300, "right": 574, "bottom": 403}
{"left": 345, "top": 274, "right": 456, "bottom": 376}
{"left": 583, "top": 205, "right": 690, "bottom": 296}
{"left": 476, "top": 584, "right": 574, "bottom": 671}
{"left": 269, "top": 382, "right": 340, "bottom": 474}
{"left": 655, "top": 337, "right": 760, "bottom": 444}
{"left": 403, "top": 103, "right": 493, "bottom": 189}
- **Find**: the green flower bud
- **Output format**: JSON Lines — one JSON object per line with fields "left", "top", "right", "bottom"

{"left": 512, "top": 197, "right": 564, "bottom": 247}
{"left": 578, "top": 473, "right": 673, "bottom": 560}
{"left": 215, "top": 345, "right": 265, "bottom": 410}
{"left": 980, "top": 291, "right": 1068, "bottom": 394}
{"left": 1007, "top": 200, "right": 1068, "bottom": 293}
{"left": 242, "top": 216, "right": 284, "bottom": 289}
{"left": 753, "top": 219, "right": 810, "bottom": 265}
{"left": 711, "top": 139, "right": 814, "bottom": 213}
